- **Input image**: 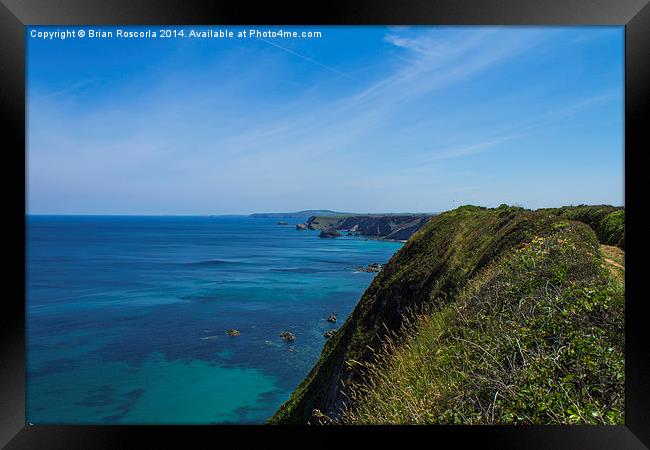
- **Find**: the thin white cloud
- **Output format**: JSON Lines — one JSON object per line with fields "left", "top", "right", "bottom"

{"left": 256, "top": 36, "right": 352, "bottom": 79}
{"left": 27, "top": 27, "right": 622, "bottom": 214}
{"left": 383, "top": 33, "right": 452, "bottom": 57}
{"left": 347, "top": 28, "right": 540, "bottom": 112}
{"left": 414, "top": 90, "right": 621, "bottom": 164}
{"left": 28, "top": 78, "right": 103, "bottom": 106}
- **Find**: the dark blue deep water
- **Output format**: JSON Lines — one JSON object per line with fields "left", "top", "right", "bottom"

{"left": 26, "top": 216, "right": 402, "bottom": 424}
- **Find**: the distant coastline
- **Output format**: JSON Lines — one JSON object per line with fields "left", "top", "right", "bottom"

{"left": 249, "top": 210, "right": 350, "bottom": 219}
{"left": 296, "top": 214, "right": 434, "bottom": 242}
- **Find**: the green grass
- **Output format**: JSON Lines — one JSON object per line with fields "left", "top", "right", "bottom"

{"left": 543, "top": 205, "right": 625, "bottom": 249}
{"left": 339, "top": 221, "right": 624, "bottom": 424}
{"left": 305, "top": 215, "right": 352, "bottom": 230}
{"left": 269, "top": 204, "right": 625, "bottom": 425}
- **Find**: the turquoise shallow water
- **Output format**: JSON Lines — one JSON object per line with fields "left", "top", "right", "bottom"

{"left": 26, "top": 215, "right": 402, "bottom": 424}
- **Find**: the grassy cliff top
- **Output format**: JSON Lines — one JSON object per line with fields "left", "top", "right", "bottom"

{"left": 269, "top": 204, "right": 625, "bottom": 425}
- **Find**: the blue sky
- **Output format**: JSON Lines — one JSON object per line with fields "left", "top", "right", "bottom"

{"left": 27, "top": 26, "right": 624, "bottom": 215}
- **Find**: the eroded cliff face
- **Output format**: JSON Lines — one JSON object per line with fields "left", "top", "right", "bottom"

{"left": 269, "top": 205, "right": 625, "bottom": 425}
{"left": 305, "top": 214, "right": 433, "bottom": 241}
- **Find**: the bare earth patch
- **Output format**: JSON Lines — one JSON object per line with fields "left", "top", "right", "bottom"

{"left": 600, "top": 244, "right": 624, "bottom": 283}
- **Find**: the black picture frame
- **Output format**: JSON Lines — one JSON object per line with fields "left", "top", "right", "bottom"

{"left": 1, "top": 0, "right": 648, "bottom": 448}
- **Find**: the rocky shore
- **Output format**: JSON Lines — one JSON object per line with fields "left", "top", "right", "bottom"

{"left": 353, "top": 263, "right": 382, "bottom": 273}
{"left": 298, "top": 214, "right": 433, "bottom": 241}
{"left": 318, "top": 229, "right": 341, "bottom": 238}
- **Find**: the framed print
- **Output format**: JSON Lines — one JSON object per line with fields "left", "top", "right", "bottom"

{"left": 1, "top": 0, "right": 648, "bottom": 448}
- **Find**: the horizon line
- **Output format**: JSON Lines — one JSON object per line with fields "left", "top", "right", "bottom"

{"left": 24, "top": 202, "right": 625, "bottom": 217}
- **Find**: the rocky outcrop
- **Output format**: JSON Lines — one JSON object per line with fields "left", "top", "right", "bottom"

{"left": 307, "top": 215, "right": 432, "bottom": 241}
{"left": 323, "top": 330, "right": 337, "bottom": 339}
{"left": 280, "top": 331, "right": 296, "bottom": 342}
{"left": 319, "top": 229, "right": 341, "bottom": 239}
{"left": 296, "top": 223, "right": 308, "bottom": 230}
{"left": 354, "top": 263, "right": 382, "bottom": 273}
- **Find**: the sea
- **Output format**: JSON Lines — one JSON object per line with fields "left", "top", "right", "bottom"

{"left": 26, "top": 215, "right": 403, "bottom": 424}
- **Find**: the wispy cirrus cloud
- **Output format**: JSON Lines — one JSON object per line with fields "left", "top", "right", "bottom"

{"left": 256, "top": 36, "right": 353, "bottom": 79}
{"left": 27, "top": 26, "right": 624, "bottom": 214}
{"left": 414, "top": 90, "right": 622, "bottom": 164}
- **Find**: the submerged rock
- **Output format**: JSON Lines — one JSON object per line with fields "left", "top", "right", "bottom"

{"left": 280, "top": 331, "right": 296, "bottom": 342}
{"left": 226, "top": 329, "right": 240, "bottom": 336}
{"left": 277, "top": 221, "right": 289, "bottom": 225}
{"left": 319, "top": 229, "right": 341, "bottom": 238}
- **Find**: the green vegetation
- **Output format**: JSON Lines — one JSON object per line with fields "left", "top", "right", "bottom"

{"left": 305, "top": 215, "right": 353, "bottom": 230}
{"left": 341, "top": 223, "right": 623, "bottom": 424}
{"left": 269, "top": 204, "right": 625, "bottom": 425}
{"left": 543, "top": 205, "right": 625, "bottom": 249}
{"left": 600, "top": 244, "right": 625, "bottom": 285}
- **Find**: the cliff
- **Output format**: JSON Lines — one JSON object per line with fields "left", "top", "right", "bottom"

{"left": 269, "top": 204, "right": 625, "bottom": 425}
{"left": 305, "top": 214, "right": 433, "bottom": 241}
